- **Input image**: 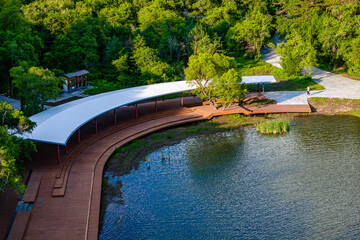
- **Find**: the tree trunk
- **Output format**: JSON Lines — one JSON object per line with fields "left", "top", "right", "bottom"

{"left": 209, "top": 100, "right": 218, "bottom": 110}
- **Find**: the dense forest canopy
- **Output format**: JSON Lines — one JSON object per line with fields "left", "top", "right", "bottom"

{"left": 0, "top": 0, "right": 359, "bottom": 96}
{"left": 0, "top": 0, "right": 360, "bottom": 194}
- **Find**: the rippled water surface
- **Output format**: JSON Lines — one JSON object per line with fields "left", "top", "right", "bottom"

{"left": 100, "top": 115, "right": 360, "bottom": 239}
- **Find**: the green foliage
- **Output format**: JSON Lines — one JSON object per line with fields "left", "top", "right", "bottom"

{"left": 22, "top": 0, "right": 89, "bottom": 33}
{"left": 137, "top": 1, "right": 184, "bottom": 31}
{"left": 227, "top": 113, "right": 243, "bottom": 120}
{"left": 0, "top": 0, "right": 43, "bottom": 94}
{"left": 348, "top": 110, "right": 360, "bottom": 118}
{"left": 0, "top": 101, "right": 36, "bottom": 133}
{"left": 308, "top": 97, "right": 329, "bottom": 103}
{"left": 273, "top": 31, "right": 317, "bottom": 76}
{"left": 256, "top": 119, "right": 290, "bottom": 134}
{"left": 226, "top": 9, "right": 273, "bottom": 55}
{"left": 0, "top": 101, "right": 36, "bottom": 195}
{"left": 85, "top": 79, "right": 125, "bottom": 95}
{"left": 236, "top": 56, "right": 324, "bottom": 91}
{"left": 182, "top": 126, "right": 214, "bottom": 133}
{"left": 99, "top": 2, "right": 136, "bottom": 27}
{"left": 2, "top": 0, "right": 359, "bottom": 95}
{"left": 10, "top": 66, "right": 63, "bottom": 116}
{"left": 151, "top": 133, "right": 161, "bottom": 141}
{"left": 185, "top": 51, "right": 238, "bottom": 109}
{"left": 133, "top": 36, "right": 173, "bottom": 84}
{"left": 211, "top": 69, "right": 247, "bottom": 110}
{"left": 276, "top": 0, "right": 360, "bottom": 77}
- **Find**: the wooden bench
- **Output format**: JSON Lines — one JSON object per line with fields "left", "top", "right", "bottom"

{"left": 7, "top": 212, "right": 31, "bottom": 240}
{"left": 22, "top": 171, "right": 42, "bottom": 203}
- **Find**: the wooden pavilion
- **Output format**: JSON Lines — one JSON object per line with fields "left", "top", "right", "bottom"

{"left": 63, "top": 70, "right": 89, "bottom": 91}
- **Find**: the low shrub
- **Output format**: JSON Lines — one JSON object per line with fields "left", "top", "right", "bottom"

{"left": 227, "top": 114, "right": 244, "bottom": 120}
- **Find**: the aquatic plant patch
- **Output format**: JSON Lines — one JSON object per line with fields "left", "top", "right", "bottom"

{"left": 256, "top": 119, "right": 290, "bottom": 134}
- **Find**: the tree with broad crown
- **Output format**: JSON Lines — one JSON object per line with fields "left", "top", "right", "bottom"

{"left": 226, "top": 9, "right": 273, "bottom": 56}
{"left": 10, "top": 66, "right": 64, "bottom": 116}
{"left": 272, "top": 31, "right": 317, "bottom": 76}
{"left": 0, "top": 101, "right": 36, "bottom": 195}
{"left": 211, "top": 69, "right": 247, "bottom": 111}
{"left": 185, "top": 52, "right": 246, "bottom": 110}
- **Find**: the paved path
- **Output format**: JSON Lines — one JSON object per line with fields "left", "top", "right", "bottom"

{"left": 265, "top": 91, "right": 309, "bottom": 105}
{"left": 0, "top": 95, "right": 53, "bottom": 111}
{"left": 0, "top": 95, "right": 22, "bottom": 110}
{"left": 261, "top": 33, "right": 282, "bottom": 69}
{"left": 311, "top": 67, "right": 360, "bottom": 99}
{"left": 262, "top": 33, "right": 360, "bottom": 101}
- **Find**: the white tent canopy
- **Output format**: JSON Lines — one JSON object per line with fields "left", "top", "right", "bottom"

{"left": 22, "top": 76, "right": 276, "bottom": 146}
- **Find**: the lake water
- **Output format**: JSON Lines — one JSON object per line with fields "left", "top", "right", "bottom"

{"left": 100, "top": 115, "right": 360, "bottom": 239}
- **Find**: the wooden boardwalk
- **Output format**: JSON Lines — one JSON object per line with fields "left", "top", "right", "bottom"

{"left": 6, "top": 97, "right": 311, "bottom": 240}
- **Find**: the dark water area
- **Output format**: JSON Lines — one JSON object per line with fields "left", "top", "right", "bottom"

{"left": 100, "top": 115, "right": 360, "bottom": 240}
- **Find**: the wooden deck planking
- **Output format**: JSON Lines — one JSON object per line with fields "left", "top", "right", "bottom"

{"left": 14, "top": 97, "right": 312, "bottom": 240}
{"left": 22, "top": 171, "right": 42, "bottom": 203}
{"left": 7, "top": 212, "right": 31, "bottom": 240}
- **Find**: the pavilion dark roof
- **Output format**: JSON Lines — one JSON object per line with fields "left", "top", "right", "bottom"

{"left": 63, "top": 70, "right": 89, "bottom": 78}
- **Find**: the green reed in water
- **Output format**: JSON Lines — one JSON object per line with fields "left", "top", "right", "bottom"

{"left": 256, "top": 119, "right": 290, "bottom": 134}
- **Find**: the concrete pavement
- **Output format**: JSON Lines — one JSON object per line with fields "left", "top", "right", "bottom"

{"left": 0, "top": 95, "right": 22, "bottom": 110}
{"left": 262, "top": 34, "right": 360, "bottom": 102}
{"left": 265, "top": 91, "right": 309, "bottom": 105}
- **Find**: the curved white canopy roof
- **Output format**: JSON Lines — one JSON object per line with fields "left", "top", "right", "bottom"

{"left": 22, "top": 76, "right": 276, "bottom": 146}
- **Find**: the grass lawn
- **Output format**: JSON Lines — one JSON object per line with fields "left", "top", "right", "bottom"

{"left": 236, "top": 56, "right": 324, "bottom": 91}
{"left": 308, "top": 97, "right": 360, "bottom": 115}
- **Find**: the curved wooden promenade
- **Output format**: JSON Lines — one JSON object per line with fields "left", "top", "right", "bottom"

{"left": 7, "top": 96, "right": 311, "bottom": 240}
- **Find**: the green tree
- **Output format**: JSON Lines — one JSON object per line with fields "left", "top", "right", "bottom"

{"left": 0, "top": 101, "right": 36, "bottom": 195}
{"left": 99, "top": 2, "right": 136, "bottom": 27}
{"left": 273, "top": 31, "right": 317, "bottom": 76}
{"left": 184, "top": 52, "right": 239, "bottom": 110}
{"left": 133, "top": 36, "right": 172, "bottom": 84}
{"left": 0, "top": 0, "right": 42, "bottom": 94}
{"left": 22, "top": 0, "right": 90, "bottom": 33}
{"left": 10, "top": 66, "right": 64, "bottom": 116}
{"left": 189, "top": 24, "right": 222, "bottom": 55}
{"left": 212, "top": 69, "right": 247, "bottom": 110}
{"left": 137, "top": 1, "right": 184, "bottom": 31}
{"left": 226, "top": 9, "right": 273, "bottom": 56}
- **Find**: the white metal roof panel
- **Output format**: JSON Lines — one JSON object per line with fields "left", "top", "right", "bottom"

{"left": 23, "top": 77, "right": 276, "bottom": 145}
{"left": 63, "top": 70, "right": 90, "bottom": 78}
{"left": 242, "top": 75, "right": 276, "bottom": 84}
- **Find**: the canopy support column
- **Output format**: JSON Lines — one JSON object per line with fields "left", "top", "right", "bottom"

{"left": 95, "top": 118, "right": 98, "bottom": 133}
{"left": 181, "top": 92, "right": 184, "bottom": 107}
{"left": 155, "top": 98, "right": 158, "bottom": 112}
{"left": 114, "top": 109, "right": 117, "bottom": 125}
{"left": 262, "top": 83, "right": 265, "bottom": 97}
{"left": 57, "top": 145, "right": 60, "bottom": 164}
{"left": 136, "top": 103, "right": 138, "bottom": 118}
{"left": 162, "top": 96, "right": 165, "bottom": 101}
{"left": 78, "top": 129, "right": 81, "bottom": 143}
{"left": 257, "top": 83, "right": 260, "bottom": 93}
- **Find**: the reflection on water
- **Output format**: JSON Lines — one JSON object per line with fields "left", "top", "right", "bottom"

{"left": 100, "top": 115, "right": 360, "bottom": 240}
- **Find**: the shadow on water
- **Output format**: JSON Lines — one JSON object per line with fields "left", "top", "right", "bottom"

{"left": 185, "top": 130, "right": 245, "bottom": 182}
